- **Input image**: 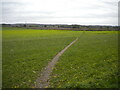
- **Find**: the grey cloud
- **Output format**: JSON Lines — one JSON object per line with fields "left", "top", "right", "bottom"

{"left": 100, "top": 0, "right": 118, "bottom": 6}
{"left": 1, "top": 0, "right": 118, "bottom": 25}
{"left": 2, "top": 1, "right": 23, "bottom": 6}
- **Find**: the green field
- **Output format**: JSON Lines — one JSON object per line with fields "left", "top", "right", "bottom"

{"left": 2, "top": 27, "right": 119, "bottom": 88}
{"left": 2, "top": 27, "right": 81, "bottom": 88}
{"left": 49, "top": 31, "right": 119, "bottom": 88}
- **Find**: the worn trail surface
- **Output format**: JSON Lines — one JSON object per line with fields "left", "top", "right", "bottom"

{"left": 35, "top": 37, "right": 78, "bottom": 88}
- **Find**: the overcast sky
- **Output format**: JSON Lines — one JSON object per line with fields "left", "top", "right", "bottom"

{"left": 1, "top": 0, "right": 119, "bottom": 25}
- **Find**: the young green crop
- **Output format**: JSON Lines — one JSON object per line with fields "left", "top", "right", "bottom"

{"left": 2, "top": 27, "right": 82, "bottom": 88}
{"left": 2, "top": 27, "right": 119, "bottom": 88}
{"left": 49, "top": 31, "right": 119, "bottom": 88}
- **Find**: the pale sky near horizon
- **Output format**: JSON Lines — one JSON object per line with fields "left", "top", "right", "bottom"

{"left": 1, "top": 0, "right": 119, "bottom": 25}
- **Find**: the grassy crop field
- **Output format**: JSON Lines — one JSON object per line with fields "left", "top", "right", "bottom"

{"left": 49, "top": 31, "right": 119, "bottom": 88}
{"left": 2, "top": 27, "right": 119, "bottom": 88}
{"left": 2, "top": 27, "right": 81, "bottom": 88}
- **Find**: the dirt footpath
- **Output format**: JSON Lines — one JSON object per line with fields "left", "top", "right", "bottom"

{"left": 35, "top": 37, "right": 78, "bottom": 88}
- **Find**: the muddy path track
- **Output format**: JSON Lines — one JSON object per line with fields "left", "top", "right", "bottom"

{"left": 35, "top": 37, "right": 78, "bottom": 88}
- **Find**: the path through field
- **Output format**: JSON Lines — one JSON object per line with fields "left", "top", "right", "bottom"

{"left": 35, "top": 37, "right": 78, "bottom": 88}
